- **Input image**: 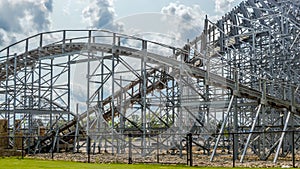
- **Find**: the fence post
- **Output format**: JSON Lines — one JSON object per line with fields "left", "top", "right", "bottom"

{"left": 21, "top": 136, "right": 24, "bottom": 159}
{"left": 87, "top": 137, "right": 91, "bottom": 163}
{"left": 189, "top": 133, "right": 193, "bottom": 166}
{"left": 187, "top": 133, "right": 193, "bottom": 166}
{"left": 292, "top": 131, "right": 295, "bottom": 168}
{"left": 27, "top": 135, "right": 30, "bottom": 155}
{"left": 156, "top": 134, "right": 159, "bottom": 163}
{"left": 51, "top": 135, "right": 54, "bottom": 159}
{"left": 186, "top": 134, "right": 189, "bottom": 165}
{"left": 128, "top": 133, "right": 132, "bottom": 164}
{"left": 232, "top": 133, "right": 235, "bottom": 168}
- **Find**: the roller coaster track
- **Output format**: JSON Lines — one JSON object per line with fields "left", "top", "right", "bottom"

{"left": 3, "top": 42, "right": 299, "bottom": 112}
{"left": 1, "top": 0, "right": 300, "bottom": 161}
{"left": 2, "top": 40, "right": 299, "bottom": 152}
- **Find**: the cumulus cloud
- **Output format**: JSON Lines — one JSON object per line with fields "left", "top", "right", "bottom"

{"left": 215, "top": 0, "right": 241, "bottom": 14}
{"left": 0, "top": 29, "right": 8, "bottom": 46}
{"left": 82, "top": 0, "right": 123, "bottom": 32}
{"left": 81, "top": 1, "right": 205, "bottom": 46}
{"left": 0, "top": 0, "right": 53, "bottom": 48}
{"left": 63, "top": 0, "right": 71, "bottom": 15}
{"left": 161, "top": 2, "right": 205, "bottom": 42}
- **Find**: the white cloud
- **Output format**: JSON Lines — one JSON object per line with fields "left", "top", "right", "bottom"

{"left": 71, "top": 82, "right": 86, "bottom": 103}
{"left": 63, "top": 0, "right": 71, "bottom": 15}
{"left": 161, "top": 2, "right": 205, "bottom": 42}
{"left": 82, "top": 0, "right": 123, "bottom": 32}
{"left": 81, "top": 0, "right": 206, "bottom": 45}
{"left": 214, "top": 0, "right": 240, "bottom": 14}
{"left": 81, "top": 1, "right": 206, "bottom": 46}
{"left": 0, "top": 0, "right": 53, "bottom": 47}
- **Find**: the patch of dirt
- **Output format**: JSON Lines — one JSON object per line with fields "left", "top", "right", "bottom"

{"left": 26, "top": 152, "right": 299, "bottom": 168}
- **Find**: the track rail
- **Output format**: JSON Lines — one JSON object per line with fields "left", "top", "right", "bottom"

{"left": 5, "top": 42, "right": 298, "bottom": 113}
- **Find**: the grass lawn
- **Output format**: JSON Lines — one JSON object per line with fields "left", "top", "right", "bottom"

{"left": 0, "top": 157, "right": 280, "bottom": 169}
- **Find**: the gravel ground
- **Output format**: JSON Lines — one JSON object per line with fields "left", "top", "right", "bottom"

{"left": 26, "top": 152, "right": 299, "bottom": 168}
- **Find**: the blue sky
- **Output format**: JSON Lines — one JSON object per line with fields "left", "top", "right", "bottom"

{"left": 51, "top": 0, "right": 216, "bottom": 30}
{"left": 51, "top": 0, "right": 240, "bottom": 29}
{"left": 0, "top": 0, "right": 243, "bottom": 49}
